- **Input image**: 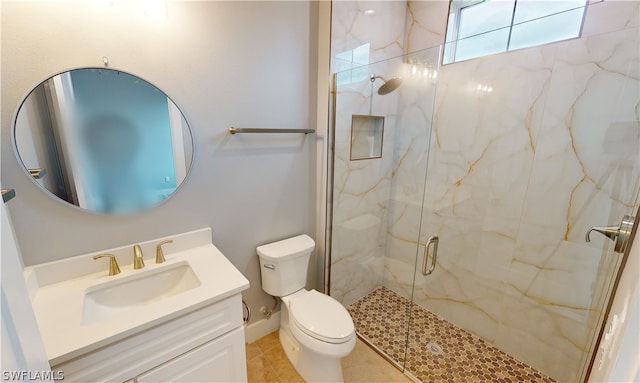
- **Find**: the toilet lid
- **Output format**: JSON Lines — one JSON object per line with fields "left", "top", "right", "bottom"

{"left": 290, "top": 290, "right": 354, "bottom": 344}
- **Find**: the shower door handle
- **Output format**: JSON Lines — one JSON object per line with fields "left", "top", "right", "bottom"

{"left": 585, "top": 215, "right": 634, "bottom": 254}
{"left": 422, "top": 235, "right": 439, "bottom": 276}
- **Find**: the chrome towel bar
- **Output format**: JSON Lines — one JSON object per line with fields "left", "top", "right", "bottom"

{"left": 229, "top": 126, "right": 315, "bottom": 135}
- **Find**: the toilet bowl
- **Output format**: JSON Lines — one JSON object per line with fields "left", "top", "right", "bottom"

{"left": 257, "top": 235, "right": 356, "bottom": 382}
{"left": 280, "top": 289, "right": 356, "bottom": 382}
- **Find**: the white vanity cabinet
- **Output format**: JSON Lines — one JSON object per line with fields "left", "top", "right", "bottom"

{"left": 52, "top": 294, "right": 248, "bottom": 383}
{"left": 136, "top": 327, "right": 246, "bottom": 382}
{"left": 27, "top": 229, "right": 250, "bottom": 383}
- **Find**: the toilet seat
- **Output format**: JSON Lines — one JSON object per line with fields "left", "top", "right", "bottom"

{"left": 289, "top": 290, "right": 355, "bottom": 344}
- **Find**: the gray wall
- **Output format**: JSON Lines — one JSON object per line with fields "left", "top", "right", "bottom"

{"left": 1, "top": 1, "right": 319, "bottom": 324}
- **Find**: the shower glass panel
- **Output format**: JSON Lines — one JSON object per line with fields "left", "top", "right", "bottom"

{"left": 329, "top": 22, "right": 639, "bottom": 383}
{"left": 402, "top": 32, "right": 639, "bottom": 383}
{"left": 329, "top": 46, "right": 441, "bottom": 368}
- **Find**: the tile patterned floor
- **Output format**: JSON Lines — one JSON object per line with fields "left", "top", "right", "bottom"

{"left": 246, "top": 330, "right": 411, "bottom": 383}
{"left": 246, "top": 331, "right": 304, "bottom": 383}
{"left": 348, "top": 286, "right": 557, "bottom": 383}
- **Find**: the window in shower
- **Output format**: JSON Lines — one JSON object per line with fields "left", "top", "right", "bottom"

{"left": 334, "top": 43, "right": 370, "bottom": 86}
{"left": 443, "top": 0, "right": 587, "bottom": 64}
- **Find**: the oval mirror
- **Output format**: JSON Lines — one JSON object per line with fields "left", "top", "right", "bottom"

{"left": 13, "top": 68, "right": 194, "bottom": 215}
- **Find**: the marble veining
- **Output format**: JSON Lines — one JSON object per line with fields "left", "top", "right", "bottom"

{"left": 330, "top": 1, "right": 639, "bottom": 382}
{"left": 330, "top": 1, "right": 406, "bottom": 74}
{"left": 331, "top": 57, "right": 402, "bottom": 305}
{"left": 403, "top": 1, "right": 449, "bottom": 56}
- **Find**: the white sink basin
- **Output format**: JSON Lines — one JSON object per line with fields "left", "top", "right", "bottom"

{"left": 24, "top": 228, "right": 250, "bottom": 366}
{"left": 82, "top": 261, "right": 201, "bottom": 325}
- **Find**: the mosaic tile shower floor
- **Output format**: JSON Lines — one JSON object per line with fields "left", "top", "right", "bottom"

{"left": 347, "top": 286, "right": 556, "bottom": 383}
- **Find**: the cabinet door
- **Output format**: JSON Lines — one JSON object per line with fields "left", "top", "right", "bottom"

{"left": 136, "top": 327, "right": 247, "bottom": 383}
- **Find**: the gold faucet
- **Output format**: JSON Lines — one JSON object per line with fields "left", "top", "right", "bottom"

{"left": 93, "top": 254, "right": 121, "bottom": 276}
{"left": 156, "top": 240, "right": 173, "bottom": 264}
{"left": 133, "top": 245, "right": 145, "bottom": 269}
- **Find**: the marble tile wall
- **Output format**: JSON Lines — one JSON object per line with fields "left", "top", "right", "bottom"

{"left": 383, "top": 2, "right": 640, "bottom": 381}
{"left": 403, "top": 1, "right": 449, "bottom": 55}
{"left": 329, "top": 1, "right": 408, "bottom": 306}
{"left": 330, "top": 1, "right": 449, "bottom": 72}
{"left": 383, "top": 46, "right": 441, "bottom": 299}
{"left": 330, "top": 1, "right": 406, "bottom": 73}
{"left": 329, "top": 0, "right": 450, "bottom": 306}
{"left": 329, "top": 0, "right": 449, "bottom": 307}
{"left": 330, "top": 1, "right": 639, "bottom": 381}
{"left": 330, "top": 56, "right": 405, "bottom": 306}
{"left": 500, "top": 26, "right": 640, "bottom": 381}
{"left": 385, "top": 40, "right": 559, "bottom": 341}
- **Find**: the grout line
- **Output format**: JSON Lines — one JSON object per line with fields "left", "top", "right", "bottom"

{"left": 348, "top": 286, "right": 556, "bottom": 383}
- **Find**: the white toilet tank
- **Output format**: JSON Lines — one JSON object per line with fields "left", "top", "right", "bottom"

{"left": 257, "top": 234, "right": 315, "bottom": 296}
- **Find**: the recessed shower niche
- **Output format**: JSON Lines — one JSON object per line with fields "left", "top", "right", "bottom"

{"left": 350, "top": 115, "right": 384, "bottom": 161}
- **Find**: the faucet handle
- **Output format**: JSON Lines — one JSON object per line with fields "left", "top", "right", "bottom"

{"left": 133, "top": 244, "right": 145, "bottom": 269}
{"left": 156, "top": 240, "right": 173, "bottom": 264}
{"left": 93, "top": 254, "right": 121, "bottom": 276}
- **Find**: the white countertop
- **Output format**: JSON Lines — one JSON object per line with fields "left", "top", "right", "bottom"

{"left": 24, "top": 228, "right": 249, "bottom": 366}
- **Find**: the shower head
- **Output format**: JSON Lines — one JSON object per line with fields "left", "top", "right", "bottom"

{"left": 370, "top": 74, "right": 403, "bottom": 95}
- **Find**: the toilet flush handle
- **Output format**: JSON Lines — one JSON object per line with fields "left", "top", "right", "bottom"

{"left": 263, "top": 264, "right": 275, "bottom": 270}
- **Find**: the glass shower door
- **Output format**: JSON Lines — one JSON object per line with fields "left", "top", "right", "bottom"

{"left": 329, "top": 45, "right": 441, "bottom": 369}
{"left": 404, "top": 29, "right": 640, "bottom": 382}
{"left": 328, "top": 54, "right": 412, "bottom": 369}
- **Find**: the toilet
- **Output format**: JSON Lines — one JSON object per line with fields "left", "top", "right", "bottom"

{"left": 257, "top": 234, "right": 356, "bottom": 382}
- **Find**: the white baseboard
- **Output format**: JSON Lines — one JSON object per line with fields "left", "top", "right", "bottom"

{"left": 244, "top": 311, "right": 281, "bottom": 344}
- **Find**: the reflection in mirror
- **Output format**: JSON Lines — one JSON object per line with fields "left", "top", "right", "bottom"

{"left": 13, "top": 68, "right": 194, "bottom": 214}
